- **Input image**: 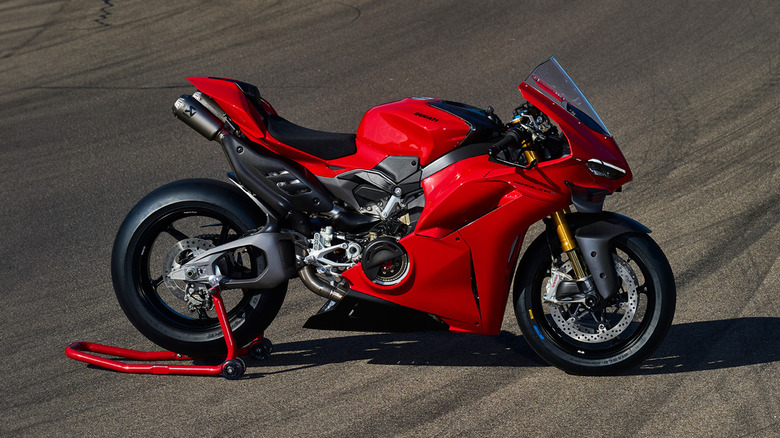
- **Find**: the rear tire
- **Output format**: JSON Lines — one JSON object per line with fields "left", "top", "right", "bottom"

{"left": 111, "top": 179, "right": 287, "bottom": 357}
{"left": 514, "top": 232, "right": 675, "bottom": 375}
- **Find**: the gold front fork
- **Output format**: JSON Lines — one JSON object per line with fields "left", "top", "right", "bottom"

{"left": 523, "top": 143, "right": 588, "bottom": 280}
{"left": 521, "top": 139, "right": 538, "bottom": 168}
{"left": 551, "top": 210, "right": 588, "bottom": 279}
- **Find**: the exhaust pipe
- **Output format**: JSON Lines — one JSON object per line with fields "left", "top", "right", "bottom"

{"left": 172, "top": 94, "right": 223, "bottom": 140}
{"left": 298, "top": 265, "right": 346, "bottom": 301}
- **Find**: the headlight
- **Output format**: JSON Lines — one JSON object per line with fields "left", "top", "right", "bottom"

{"left": 586, "top": 159, "right": 627, "bottom": 179}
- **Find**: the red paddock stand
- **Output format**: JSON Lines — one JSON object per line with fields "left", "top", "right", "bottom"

{"left": 65, "top": 281, "right": 272, "bottom": 380}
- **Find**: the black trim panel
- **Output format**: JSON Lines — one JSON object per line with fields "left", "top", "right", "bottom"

{"left": 303, "top": 291, "right": 449, "bottom": 332}
{"left": 422, "top": 142, "right": 491, "bottom": 179}
{"left": 220, "top": 134, "right": 334, "bottom": 213}
{"left": 428, "top": 100, "right": 501, "bottom": 146}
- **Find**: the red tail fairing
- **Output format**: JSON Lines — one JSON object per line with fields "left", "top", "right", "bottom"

{"left": 186, "top": 77, "right": 273, "bottom": 141}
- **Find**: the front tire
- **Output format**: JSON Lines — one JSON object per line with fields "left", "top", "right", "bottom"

{"left": 514, "top": 232, "right": 675, "bottom": 375}
{"left": 111, "top": 179, "right": 287, "bottom": 357}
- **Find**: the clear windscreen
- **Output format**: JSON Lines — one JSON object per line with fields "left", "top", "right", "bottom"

{"left": 523, "top": 57, "right": 611, "bottom": 137}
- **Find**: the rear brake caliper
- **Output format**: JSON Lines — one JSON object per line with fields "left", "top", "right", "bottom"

{"left": 162, "top": 238, "right": 215, "bottom": 311}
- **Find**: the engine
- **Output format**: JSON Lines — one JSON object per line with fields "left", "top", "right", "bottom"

{"left": 299, "top": 96, "right": 506, "bottom": 291}
{"left": 304, "top": 201, "right": 416, "bottom": 290}
{"left": 300, "top": 175, "right": 423, "bottom": 292}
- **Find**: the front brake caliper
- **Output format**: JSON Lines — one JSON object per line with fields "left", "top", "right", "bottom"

{"left": 544, "top": 262, "right": 573, "bottom": 303}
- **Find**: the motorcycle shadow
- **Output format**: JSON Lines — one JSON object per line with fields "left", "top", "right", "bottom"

{"left": 241, "top": 317, "right": 778, "bottom": 377}
{"left": 628, "top": 317, "right": 779, "bottom": 375}
{"left": 241, "top": 329, "right": 546, "bottom": 376}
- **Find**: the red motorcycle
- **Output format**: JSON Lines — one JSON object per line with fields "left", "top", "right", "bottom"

{"left": 109, "top": 58, "right": 675, "bottom": 376}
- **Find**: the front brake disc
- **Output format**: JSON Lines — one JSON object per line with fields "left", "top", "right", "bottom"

{"left": 548, "top": 254, "right": 639, "bottom": 343}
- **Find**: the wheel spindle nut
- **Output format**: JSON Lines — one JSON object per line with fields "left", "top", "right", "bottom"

{"left": 185, "top": 267, "right": 198, "bottom": 280}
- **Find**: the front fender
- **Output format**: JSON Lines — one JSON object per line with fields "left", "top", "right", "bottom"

{"left": 566, "top": 212, "right": 651, "bottom": 300}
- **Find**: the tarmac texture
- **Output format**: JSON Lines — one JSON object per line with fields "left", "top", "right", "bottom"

{"left": 0, "top": 1, "right": 777, "bottom": 436}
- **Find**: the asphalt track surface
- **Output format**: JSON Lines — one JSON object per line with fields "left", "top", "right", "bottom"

{"left": 1, "top": 1, "right": 778, "bottom": 436}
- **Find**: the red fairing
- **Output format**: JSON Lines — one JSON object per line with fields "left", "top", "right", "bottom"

{"left": 343, "top": 181, "right": 570, "bottom": 335}
{"left": 343, "top": 150, "right": 573, "bottom": 334}
{"left": 519, "top": 82, "right": 633, "bottom": 190}
{"left": 187, "top": 77, "right": 274, "bottom": 142}
{"left": 343, "top": 231, "right": 481, "bottom": 332}
{"left": 355, "top": 98, "right": 472, "bottom": 166}
{"left": 415, "top": 157, "right": 511, "bottom": 238}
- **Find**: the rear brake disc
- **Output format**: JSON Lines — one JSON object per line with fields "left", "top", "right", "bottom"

{"left": 162, "top": 238, "right": 215, "bottom": 300}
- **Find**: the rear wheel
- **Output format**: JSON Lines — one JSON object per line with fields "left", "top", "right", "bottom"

{"left": 112, "top": 180, "right": 287, "bottom": 357}
{"left": 514, "top": 233, "right": 675, "bottom": 375}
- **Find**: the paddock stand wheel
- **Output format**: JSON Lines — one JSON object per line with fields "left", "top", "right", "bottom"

{"left": 65, "top": 277, "right": 272, "bottom": 380}
{"left": 221, "top": 358, "right": 246, "bottom": 380}
{"left": 248, "top": 337, "right": 273, "bottom": 360}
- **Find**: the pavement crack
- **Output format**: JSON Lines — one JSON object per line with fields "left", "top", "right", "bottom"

{"left": 94, "top": 0, "right": 114, "bottom": 27}
{"left": 333, "top": 1, "right": 361, "bottom": 27}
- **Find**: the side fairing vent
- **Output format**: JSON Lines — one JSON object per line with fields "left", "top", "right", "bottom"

{"left": 218, "top": 134, "right": 333, "bottom": 213}
{"left": 265, "top": 170, "right": 312, "bottom": 196}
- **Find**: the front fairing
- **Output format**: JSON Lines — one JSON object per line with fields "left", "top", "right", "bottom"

{"left": 341, "top": 60, "right": 637, "bottom": 335}
{"left": 519, "top": 58, "right": 632, "bottom": 190}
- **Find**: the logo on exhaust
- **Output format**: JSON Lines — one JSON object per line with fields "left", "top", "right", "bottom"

{"left": 184, "top": 106, "right": 197, "bottom": 117}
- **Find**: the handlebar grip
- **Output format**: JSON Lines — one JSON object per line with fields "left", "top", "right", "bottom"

{"left": 489, "top": 129, "right": 522, "bottom": 155}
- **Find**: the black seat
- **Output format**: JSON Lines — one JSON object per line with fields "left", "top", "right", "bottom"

{"left": 266, "top": 114, "right": 357, "bottom": 160}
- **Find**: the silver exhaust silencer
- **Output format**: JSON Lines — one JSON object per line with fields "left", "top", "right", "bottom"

{"left": 172, "top": 94, "right": 223, "bottom": 140}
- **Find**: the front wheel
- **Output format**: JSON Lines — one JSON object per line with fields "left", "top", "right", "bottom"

{"left": 514, "top": 232, "right": 675, "bottom": 375}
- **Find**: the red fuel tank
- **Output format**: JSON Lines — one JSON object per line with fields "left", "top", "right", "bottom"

{"left": 356, "top": 98, "right": 500, "bottom": 166}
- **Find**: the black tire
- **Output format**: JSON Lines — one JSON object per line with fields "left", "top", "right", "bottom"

{"left": 514, "top": 232, "right": 675, "bottom": 375}
{"left": 111, "top": 179, "right": 287, "bottom": 357}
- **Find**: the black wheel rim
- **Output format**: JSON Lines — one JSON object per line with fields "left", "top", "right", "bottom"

{"left": 131, "top": 206, "right": 254, "bottom": 333}
{"left": 531, "top": 241, "right": 657, "bottom": 358}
